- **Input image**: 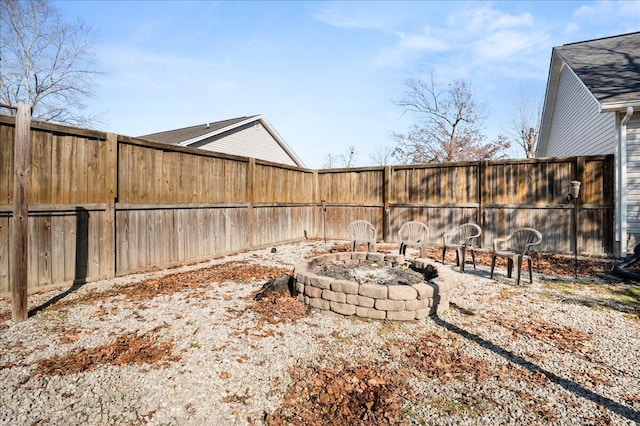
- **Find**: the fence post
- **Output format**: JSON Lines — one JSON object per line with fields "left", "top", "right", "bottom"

{"left": 104, "top": 133, "right": 118, "bottom": 278}
{"left": 12, "top": 103, "right": 31, "bottom": 323}
{"left": 575, "top": 156, "right": 585, "bottom": 254}
{"left": 247, "top": 158, "right": 255, "bottom": 249}
{"left": 383, "top": 165, "right": 391, "bottom": 242}
{"left": 478, "top": 161, "right": 488, "bottom": 249}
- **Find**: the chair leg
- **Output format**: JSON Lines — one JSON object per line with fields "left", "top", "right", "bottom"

{"left": 420, "top": 244, "right": 426, "bottom": 259}
{"left": 470, "top": 248, "right": 476, "bottom": 270}
{"left": 507, "top": 258, "right": 513, "bottom": 278}
{"left": 459, "top": 247, "right": 466, "bottom": 273}
{"left": 490, "top": 254, "right": 496, "bottom": 278}
{"left": 515, "top": 256, "right": 523, "bottom": 286}
{"left": 351, "top": 241, "right": 355, "bottom": 252}
{"left": 528, "top": 258, "right": 533, "bottom": 283}
{"left": 442, "top": 247, "right": 446, "bottom": 264}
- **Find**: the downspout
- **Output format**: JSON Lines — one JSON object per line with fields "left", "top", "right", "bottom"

{"left": 617, "top": 106, "right": 634, "bottom": 257}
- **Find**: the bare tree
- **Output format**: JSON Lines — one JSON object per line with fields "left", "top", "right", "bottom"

{"left": 324, "top": 145, "right": 358, "bottom": 168}
{"left": 500, "top": 94, "right": 541, "bottom": 158}
{"left": 339, "top": 145, "right": 357, "bottom": 168}
{"left": 323, "top": 153, "right": 339, "bottom": 168}
{"left": 369, "top": 145, "right": 396, "bottom": 166}
{"left": 392, "top": 73, "right": 510, "bottom": 164}
{"left": 0, "top": 0, "right": 101, "bottom": 126}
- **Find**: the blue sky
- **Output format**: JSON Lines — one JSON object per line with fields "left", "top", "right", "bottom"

{"left": 55, "top": 1, "right": 640, "bottom": 168}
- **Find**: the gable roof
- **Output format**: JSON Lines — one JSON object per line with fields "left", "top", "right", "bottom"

{"left": 537, "top": 32, "right": 640, "bottom": 156}
{"left": 553, "top": 32, "right": 640, "bottom": 111}
{"left": 141, "top": 116, "right": 255, "bottom": 145}
{"left": 140, "top": 115, "right": 305, "bottom": 167}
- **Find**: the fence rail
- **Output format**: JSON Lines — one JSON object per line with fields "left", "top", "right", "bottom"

{"left": 0, "top": 114, "right": 615, "bottom": 294}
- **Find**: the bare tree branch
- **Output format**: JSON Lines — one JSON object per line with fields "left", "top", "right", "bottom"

{"left": 392, "top": 72, "right": 509, "bottom": 164}
{"left": 0, "top": 0, "right": 102, "bottom": 127}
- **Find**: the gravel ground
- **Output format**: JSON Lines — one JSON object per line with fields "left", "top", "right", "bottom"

{"left": 1, "top": 240, "right": 639, "bottom": 425}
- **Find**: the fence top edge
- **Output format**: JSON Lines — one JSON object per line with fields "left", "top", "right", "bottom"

{"left": 0, "top": 113, "right": 107, "bottom": 140}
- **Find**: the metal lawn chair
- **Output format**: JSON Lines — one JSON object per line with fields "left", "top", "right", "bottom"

{"left": 442, "top": 222, "right": 481, "bottom": 272}
{"left": 490, "top": 227, "right": 542, "bottom": 285}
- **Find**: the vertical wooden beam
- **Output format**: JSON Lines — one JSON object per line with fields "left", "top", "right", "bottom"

{"left": 12, "top": 103, "right": 31, "bottom": 322}
{"left": 383, "top": 166, "right": 391, "bottom": 243}
{"left": 104, "top": 133, "right": 118, "bottom": 277}
{"left": 575, "top": 156, "right": 586, "bottom": 254}
{"left": 312, "top": 169, "right": 319, "bottom": 237}
{"left": 246, "top": 158, "right": 255, "bottom": 249}
{"left": 478, "top": 161, "right": 488, "bottom": 249}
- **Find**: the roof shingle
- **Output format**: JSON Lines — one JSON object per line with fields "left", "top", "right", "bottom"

{"left": 555, "top": 32, "right": 640, "bottom": 108}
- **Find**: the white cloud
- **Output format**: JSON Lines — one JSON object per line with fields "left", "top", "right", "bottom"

{"left": 468, "top": 7, "right": 534, "bottom": 32}
{"left": 311, "top": 3, "right": 395, "bottom": 31}
{"left": 473, "top": 29, "right": 547, "bottom": 61}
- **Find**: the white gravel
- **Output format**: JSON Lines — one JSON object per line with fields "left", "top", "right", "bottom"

{"left": 1, "top": 240, "right": 639, "bottom": 425}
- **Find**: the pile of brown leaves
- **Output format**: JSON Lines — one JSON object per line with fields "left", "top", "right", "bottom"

{"left": 398, "top": 332, "right": 493, "bottom": 385}
{"left": 265, "top": 364, "right": 412, "bottom": 426}
{"left": 0, "top": 261, "right": 293, "bottom": 320}
{"left": 114, "top": 261, "right": 292, "bottom": 301}
{"left": 494, "top": 317, "right": 591, "bottom": 352}
{"left": 35, "top": 331, "right": 180, "bottom": 376}
{"left": 249, "top": 292, "right": 308, "bottom": 324}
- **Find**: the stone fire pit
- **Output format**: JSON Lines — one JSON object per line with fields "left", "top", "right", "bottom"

{"left": 293, "top": 252, "right": 457, "bottom": 321}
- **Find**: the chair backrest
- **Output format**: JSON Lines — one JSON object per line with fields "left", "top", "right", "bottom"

{"left": 398, "top": 221, "right": 429, "bottom": 243}
{"left": 506, "top": 227, "right": 542, "bottom": 255}
{"left": 446, "top": 222, "right": 481, "bottom": 246}
{"left": 347, "top": 220, "right": 377, "bottom": 240}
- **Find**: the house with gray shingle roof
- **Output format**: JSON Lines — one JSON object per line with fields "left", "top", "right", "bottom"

{"left": 140, "top": 115, "right": 305, "bottom": 167}
{"left": 536, "top": 32, "right": 640, "bottom": 256}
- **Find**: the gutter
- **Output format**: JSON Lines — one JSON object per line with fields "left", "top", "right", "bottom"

{"left": 617, "top": 106, "right": 634, "bottom": 257}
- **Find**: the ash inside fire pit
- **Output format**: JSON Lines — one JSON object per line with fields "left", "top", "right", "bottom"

{"left": 313, "top": 261, "right": 437, "bottom": 286}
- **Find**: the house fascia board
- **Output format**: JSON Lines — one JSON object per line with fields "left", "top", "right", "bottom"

{"left": 259, "top": 117, "right": 306, "bottom": 168}
{"left": 537, "top": 50, "right": 562, "bottom": 156}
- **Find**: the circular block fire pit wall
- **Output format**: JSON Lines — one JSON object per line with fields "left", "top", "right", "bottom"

{"left": 293, "top": 252, "right": 457, "bottom": 321}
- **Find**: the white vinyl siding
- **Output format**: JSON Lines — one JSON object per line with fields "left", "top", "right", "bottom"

{"left": 190, "top": 122, "right": 297, "bottom": 166}
{"left": 625, "top": 115, "right": 640, "bottom": 244}
{"left": 545, "top": 67, "right": 616, "bottom": 157}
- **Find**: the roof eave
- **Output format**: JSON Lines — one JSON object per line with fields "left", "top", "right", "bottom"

{"left": 601, "top": 101, "right": 640, "bottom": 112}
{"left": 537, "top": 50, "right": 562, "bottom": 157}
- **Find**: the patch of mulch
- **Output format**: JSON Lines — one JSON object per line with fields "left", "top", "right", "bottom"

{"left": 34, "top": 331, "right": 180, "bottom": 376}
{"left": 265, "top": 364, "right": 413, "bottom": 426}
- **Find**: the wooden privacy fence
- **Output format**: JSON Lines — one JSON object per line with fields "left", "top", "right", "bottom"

{"left": 318, "top": 157, "right": 614, "bottom": 256}
{"left": 0, "top": 114, "right": 615, "bottom": 294}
